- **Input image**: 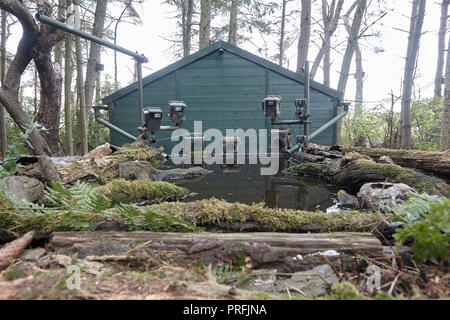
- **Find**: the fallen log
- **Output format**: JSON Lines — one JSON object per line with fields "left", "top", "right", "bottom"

{"left": 290, "top": 149, "right": 450, "bottom": 197}
{"left": 343, "top": 147, "right": 450, "bottom": 178}
{"left": 50, "top": 231, "right": 384, "bottom": 272}
{"left": 19, "top": 144, "right": 163, "bottom": 184}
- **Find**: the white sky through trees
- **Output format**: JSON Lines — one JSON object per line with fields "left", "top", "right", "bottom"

{"left": 7, "top": 0, "right": 443, "bottom": 111}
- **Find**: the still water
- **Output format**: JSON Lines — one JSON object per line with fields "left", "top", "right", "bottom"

{"left": 175, "top": 164, "right": 340, "bottom": 211}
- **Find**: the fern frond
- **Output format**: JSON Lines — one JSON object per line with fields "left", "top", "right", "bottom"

{"left": 46, "top": 181, "right": 112, "bottom": 213}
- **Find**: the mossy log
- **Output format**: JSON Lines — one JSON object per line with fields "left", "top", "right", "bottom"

{"left": 49, "top": 231, "right": 383, "bottom": 272}
{"left": 19, "top": 144, "right": 163, "bottom": 184}
{"left": 0, "top": 199, "right": 382, "bottom": 236}
{"left": 290, "top": 149, "right": 450, "bottom": 197}
{"left": 149, "top": 199, "right": 383, "bottom": 233}
{"left": 97, "top": 179, "right": 190, "bottom": 205}
{"left": 343, "top": 146, "right": 450, "bottom": 178}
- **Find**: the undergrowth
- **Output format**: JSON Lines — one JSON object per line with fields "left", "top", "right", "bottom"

{"left": 393, "top": 193, "right": 450, "bottom": 264}
{"left": 0, "top": 181, "right": 197, "bottom": 235}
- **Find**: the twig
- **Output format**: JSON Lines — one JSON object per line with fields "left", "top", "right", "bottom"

{"left": 286, "top": 285, "right": 310, "bottom": 299}
{"left": 389, "top": 274, "right": 400, "bottom": 295}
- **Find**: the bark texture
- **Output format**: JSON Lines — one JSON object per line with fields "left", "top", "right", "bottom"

{"left": 296, "top": 0, "right": 311, "bottom": 73}
{"left": 434, "top": 0, "right": 449, "bottom": 97}
{"left": 399, "top": 0, "right": 426, "bottom": 149}
{"left": 50, "top": 231, "right": 383, "bottom": 273}
{"left": 0, "top": 10, "right": 7, "bottom": 155}
{"left": 199, "top": 0, "right": 211, "bottom": 49}
{"left": 228, "top": 0, "right": 238, "bottom": 45}
{"left": 336, "top": 0, "right": 367, "bottom": 144}
{"left": 441, "top": 32, "right": 450, "bottom": 151}
{"left": 0, "top": 0, "right": 61, "bottom": 182}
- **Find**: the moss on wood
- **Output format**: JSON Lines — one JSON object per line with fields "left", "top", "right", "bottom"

{"left": 148, "top": 198, "right": 382, "bottom": 232}
{"left": 113, "top": 144, "right": 161, "bottom": 165}
{"left": 294, "top": 154, "right": 450, "bottom": 197}
{"left": 97, "top": 179, "right": 189, "bottom": 205}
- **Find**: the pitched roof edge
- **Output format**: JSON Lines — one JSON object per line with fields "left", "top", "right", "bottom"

{"left": 101, "top": 42, "right": 222, "bottom": 105}
{"left": 101, "top": 40, "right": 343, "bottom": 105}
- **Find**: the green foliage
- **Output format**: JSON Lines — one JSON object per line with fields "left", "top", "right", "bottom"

{"left": 0, "top": 185, "right": 49, "bottom": 214}
{"left": 393, "top": 193, "right": 450, "bottom": 264}
{"left": 411, "top": 98, "right": 443, "bottom": 151}
{"left": 113, "top": 203, "right": 197, "bottom": 232}
{"left": 341, "top": 98, "right": 444, "bottom": 151}
{"left": 327, "top": 282, "right": 365, "bottom": 300}
{"left": 232, "top": 250, "right": 247, "bottom": 268}
{"left": 0, "top": 127, "right": 33, "bottom": 177}
{"left": 342, "top": 104, "right": 394, "bottom": 148}
{"left": 46, "top": 181, "right": 112, "bottom": 213}
{"left": 0, "top": 180, "right": 197, "bottom": 235}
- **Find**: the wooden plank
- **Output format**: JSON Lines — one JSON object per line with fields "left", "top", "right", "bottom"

{"left": 50, "top": 231, "right": 383, "bottom": 272}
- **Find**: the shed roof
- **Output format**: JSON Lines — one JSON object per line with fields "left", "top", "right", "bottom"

{"left": 101, "top": 41, "right": 343, "bottom": 105}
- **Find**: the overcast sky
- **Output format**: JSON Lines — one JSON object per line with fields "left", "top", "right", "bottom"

{"left": 8, "top": 0, "right": 445, "bottom": 111}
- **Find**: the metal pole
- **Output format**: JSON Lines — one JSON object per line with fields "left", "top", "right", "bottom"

{"left": 288, "top": 104, "right": 350, "bottom": 154}
{"left": 93, "top": 106, "right": 138, "bottom": 142}
{"left": 304, "top": 60, "right": 310, "bottom": 143}
{"left": 136, "top": 60, "right": 144, "bottom": 125}
{"left": 35, "top": 10, "right": 147, "bottom": 63}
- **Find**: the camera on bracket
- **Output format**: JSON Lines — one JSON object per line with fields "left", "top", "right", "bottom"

{"left": 143, "top": 107, "right": 163, "bottom": 131}
{"left": 262, "top": 96, "right": 281, "bottom": 118}
{"left": 295, "top": 99, "right": 311, "bottom": 122}
{"left": 168, "top": 100, "right": 186, "bottom": 124}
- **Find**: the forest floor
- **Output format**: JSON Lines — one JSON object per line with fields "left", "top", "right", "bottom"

{"left": 0, "top": 143, "right": 449, "bottom": 300}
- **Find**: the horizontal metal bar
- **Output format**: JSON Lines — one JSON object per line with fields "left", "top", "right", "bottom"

{"left": 36, "top": 10, "right": 148, "bottom": 63}
{"left": 93, "top": 106, "right": 138, "bottom": 142}
{"left": 271, "top": 120, "right": 308, "bottom": 125}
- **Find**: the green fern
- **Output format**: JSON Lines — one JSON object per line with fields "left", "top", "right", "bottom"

{"left": 46, "top": 181, "right": 112, "bottom": 213}
{"left": 0, "top": 185, "right": 53, "bottom": 214}
{"left": 114, "top": 203, "right": 197, "bottom": 232}
{"left": 393, "top": 193, "right": 450, "bottom": 263}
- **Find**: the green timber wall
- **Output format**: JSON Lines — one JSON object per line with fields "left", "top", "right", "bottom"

{"left": 107, "top": 50, "right": 338, "bottom": 152}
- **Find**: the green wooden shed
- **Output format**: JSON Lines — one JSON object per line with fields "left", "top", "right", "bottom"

{"left": 101, "top": 41, "right": 343, "bottom": 151}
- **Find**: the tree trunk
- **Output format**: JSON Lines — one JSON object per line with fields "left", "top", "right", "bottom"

{"left": 64, "top": 0, "right": 74, "bottom": 156}
{"left": 434, "top": 0, "right": 449, "bottom": 98}
{"left": 182, "top": 0, "right": 194, "bottom": 57}
{"left": 441, "top": 33, "right": 450, "bottom": 151}
{"left": 0, "top": 0, "right": 63, "bottom": 182}
{"left": 400, "top": 0, "right": 426, "bottom": 149}
{"left": 278, "top": 0, "right": 287, "bottom": 66}
{"left": 228, "top": 0, "right": 238, "bottom": 45}
{"left": 50, "top": 231, "right": 383, "bottom": 273}
{"left": 199, "top": 0, "right": 211, "bottom": 49}
{"left": 83, "top": 0, "right": 107, "bottom": 138}
{"left": 33, "top": 3, "right": 65, "bottom": 154}
{"left": 296, "top": 0, "right": 311, "bottom": 73}
{"left": 0, "top": 10, "right": 7, "bottom": 156}
{"left": 74, "top": 0, "right": 88, "bottom": 155}
{"left": 343, "top": 3, "right": 364, "bottom": 120}
{"left": 186, "top": 0, "right": 193, "bottom": 55}
{"left": 310, "top": 0, "right": 344, "bottom": 81}
{"left": 336, "top": 0, "right": 367, "bottom": 144}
